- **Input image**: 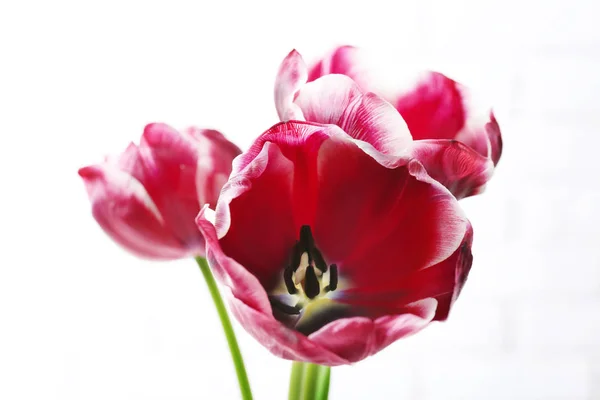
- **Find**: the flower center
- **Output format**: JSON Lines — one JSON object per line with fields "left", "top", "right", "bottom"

{"left": 269, "top": 225, "right": 338, "bottom": 317}
{"left": 288, "top": 225, "right": 338, "bottom": 299}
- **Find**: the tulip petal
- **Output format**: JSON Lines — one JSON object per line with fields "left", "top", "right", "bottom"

{"left": 79, "top": 165, "right": 189, "bottom": 259}
{"left": 115, "top": 142, "right": 146, "bottom": 182}
{"left": 293, "top": 74, "right": 362, "bottom": 126}
{"left": 314, "top": 142, "right": 468, "bottom": 289}
{"left": 307, "top": 299, "right": 436, "bottom": 363}
{"left": 340, "top": 92, "right": 413, "bottom": 154}
{"left": 337, "top": 223, "right": 473, "bottom": 320}
{"left": 214, "top": 139, "right": 299, "bottom": 288}
{"left": 395, "top": 72, "right": 466, "bottom": 141}
{"left": 308, "top": 45, "right": 355, "bottom": 79}
{"left": 296, "top": 76, "right": 412, "bottom": 154}
{"left": 139, "top": 123, "right": 206, "bottom": 251}
{"left": 486, "top": 112, "right": 503, "bottom": 166}
{"left": 431, "top": 222, "right": 473, "bottom": 321}
{"left": 409, "top": 139, "right": 494, "bottom": 199}
{"left": 306, "top": 46, "right": 503, "bottom": 166}
{"left": 373, "top": 299, "right": 437, "bottom": 349}
{"left": 308, "top": 317, "right": 376, "bottom": 362}
{"left": 185, "top": 127, "right": 242, "bottom": 207}
{"left": 275, "top": 50, "right": 308, "bottom": 121}
{"left": 228, "top": 295, "right": 350, "bottom": 365}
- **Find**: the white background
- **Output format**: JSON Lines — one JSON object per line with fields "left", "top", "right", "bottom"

{"left": 1, "top": 0, "right": 599, "bottom": 399}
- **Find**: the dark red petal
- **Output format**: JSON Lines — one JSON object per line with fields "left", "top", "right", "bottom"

{"left": 314, "top": 145, "right": 468, "bottom": 290}
{"left": 338, "top": 223, "right": 473, "bottom": 320}
{"left": 214, "top": 136, "right": 299, "bottom": 288}
{"left": 410, "top": 139, "right": 494, "bottom": 199}
{"left": 395, "top": 71, "right": 466, "bottom": 141}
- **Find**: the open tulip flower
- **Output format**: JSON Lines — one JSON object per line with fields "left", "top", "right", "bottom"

{"left": 275, "top": 48, "right": 502, "bottom": 199}
{"left": 197, "top": 120, "right": 474, "bottom": 365}
{"left": 79, "top": 123, "right": 241, "bottom": 259}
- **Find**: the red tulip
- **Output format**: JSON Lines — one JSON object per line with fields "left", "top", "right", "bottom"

{"left": 197, "top": 120, "right": 473, "bottom": 365}
{"left": 79, "top": 123, "right": 241, "bottom": 259}
{"left": 275, "top": 48, "right": 500, "bottom": 199}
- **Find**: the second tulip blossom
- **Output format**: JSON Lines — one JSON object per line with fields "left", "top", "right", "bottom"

{"left": 79, "top": 123, "right": 241, "bottom": 259}
{"left": 275, "top": 48, "right": 501, "bottom": 199}
{"left": 307, "top": 45, "right": 502, "bottom": 165}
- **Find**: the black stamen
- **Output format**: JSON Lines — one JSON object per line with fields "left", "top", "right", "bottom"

{"left": 303, "top": 266, "right": 320, "bottom": 299}
{"left": 326, "top": 264, "right": 338, "bottom": 292}
{"left": 269, "top": 297, "right": 301, "bottom": 315}
{"left": 311, "top": 248, "right": 328, "bottom": 273}
{"left": 299, "top": 225, "right": 314, "bottom": 250}
{"left": 283, "top": 266, "right": 298, "bottom": 294}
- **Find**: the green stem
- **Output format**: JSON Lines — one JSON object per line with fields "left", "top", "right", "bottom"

{"left": 315, "top": 366, "right": 331, "bottom": 400}
{"left": 302, "top": 363, "right": 322, "bottom": 400}
{"left": 288, "top": 361, "right": 306, "bottom": 400}
{"left": 195, "top": 256, "right": 253, "bottom": 400}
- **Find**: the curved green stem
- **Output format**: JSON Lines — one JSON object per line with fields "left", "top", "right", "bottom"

{"left": 195, "top": 256, "right": 253, "bottom": 400}
{"left": 288, "top": 361, "right": 306, "bottom": 400}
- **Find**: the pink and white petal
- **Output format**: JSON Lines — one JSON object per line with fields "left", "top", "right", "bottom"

{"left": 228, "top": 121, "right": 331, "bottom": 184}
{"left": 294, "top": 74, "right": 363, "bottom": 126}
{"left": 228, "top": 295, "right": 350, "bottom": 365}
{"left": 308, "top": 299, "right": 437, "bottom": 363}
{"left": 295, "top": 75, "right": 412, "bottom": 154}
{"left": 275, "top": 50, "right": 308, "bottom": 121}
{"left": 115, "top": 142, "right": 147, "bottom": 183}
{"left": 372, "top": 299, "right": 437, "bottom": 350}
{"left": 308, "top": 46, "right": 361, "bottom": 82}
{"left": 410, "top": 139, "right": 494, "bottom": 199}
{"left": 339, "top": 92, "right": 412, "bottom": 154}
{"left": 140, "top": 122, "right": 199, "bottom": 170}
{"left": 79, "top": 165, "right": 190, "bottom": 259}
{"left": 308, "top": 317, "right": 376, "bottom": 363}
{"left": 395, "top": 71, "right": 466, "bottom": 141}
{"left": 452, "top": 86, "right": 502, "bottom": 165}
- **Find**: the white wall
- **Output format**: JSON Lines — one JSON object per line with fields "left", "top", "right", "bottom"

{"left": 1, "top": 0, "right": 598, "bottom": 399}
